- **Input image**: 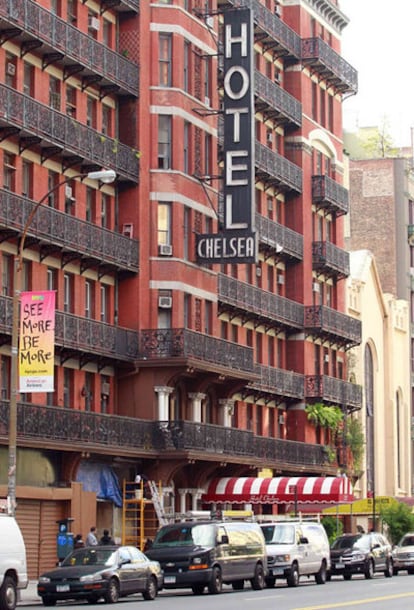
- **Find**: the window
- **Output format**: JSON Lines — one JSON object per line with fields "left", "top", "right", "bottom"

{"left": 49, "top": 76, "right": 61, "bottom": 110}
{"left": 102, "top": 19, "right": 112, "bottom": 47}
{"left": 3, "top": 153, "right": 16, "bottom": 192}
{"left": 320, "top": 88, "right": 326, "bottom": 127}
{"left": 86, "top": 97, "right": 97, "bottom": 128}
{"left": 2, "top": 254, "right": 13, "bottom": 296}
{"left": 205, "top": 300, "right": 212, "bottom": 335}
{"left": 101, "top": 193, "right": 109, "bottom": 228}
{"left": 100, "top": 285, "right": 109, "bottom": 322}
{"left": 100, "top": 375, "right": 110, "bottom": 413}
{"left": 23, "top": 62, "right": 34, "bottom": 97}
{"left": 63, "top": 368, "right": 73, "bottom": 408}
{"left": 204, "top": 56, "right": 211, "bottom": 104}
{"left": 5, "top": 53, "right": 16, "bottom": 88}
{"left": 1, "top": 356, "right": 10, "bottom": 400}
{"left": 184, "top": 41, "right": 190, "bottom": 92}
{"left": 159, "top": 34, "right": 172, "bottom": 86}
{"left": 63, "top": 273, "right": 73, "bottom": 312}
{"left": 184, "top": 293, "right": 191, "bottom": 327}
{"left": 85, "top": 280, "right": 94, "bottom": 319}
{"left": 158, "top": 202, "right": 171, "bottom": 245}
{"left": 50, "top": 0, "right": 61, "bottom": 15}
{"left": 87, "top": 12, "right": 100, "bottom": 38}
{"left": 48, "top": 170, "right": 60, "bottom": 208}
{"left": 102, "top": 105, "right": 112, "bottom": 136}
{"left": 67, "top": 0, "right": 77, "bottom": 24}
{"left": 86, "top": 187, "right": 94, "bottom": 222}
{"left": 65, "top": 180, "right": 75, "bottom": 214}
{"left": 311, "top": 81, "right": 318, "bottom": 121}
{"left": 65, "top": 85, "right": 76, "bottom": 118}
{"left": 204, "top": 133, "right": 212, "bottom": 177}
{"left": 84, "top": 372, "right": 94, "bottom": 412}
{"left": 183, "top": 207, "right": 190, "bottom": 260}
{"left": 47, "top": 267, "right": 57, "bottom": 292}
{"left": 158, "top": 308, "right": 171, "bottom": 329}
{"left": 183, "top": 121, "right": 190, "bottom": 174}
{"left": 22, "top": 160, "right": 33, "bottom": 198}
{"left": 158, "top": 115, "right": 172, "bottom": 169}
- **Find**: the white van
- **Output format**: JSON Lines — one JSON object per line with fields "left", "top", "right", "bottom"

{"left": 260, "top": 520, "right": 330, "bottom": 587}
{"left": 0, "top": 515, "right": 28, "bottom": 610}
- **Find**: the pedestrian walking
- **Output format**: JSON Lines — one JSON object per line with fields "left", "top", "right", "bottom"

{"left": 86, "top": 526, "right": 98, "bottom": 546}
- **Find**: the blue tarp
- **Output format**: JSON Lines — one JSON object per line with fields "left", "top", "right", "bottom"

{"left": 76, "top": 462, "right": 123, "bottom": 507}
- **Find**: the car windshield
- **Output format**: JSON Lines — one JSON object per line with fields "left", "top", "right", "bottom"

{"left": 152, "top": 524, "right": 215, "bottom": 547}
{"left": 331, "top": 535, "right": 362, "bottom": 550}
{"left": 61, "top": 548, "right": 116, "bottom": 567}
{"left": 261, "top": 525, "right": 295, "bottom": 545}
{"left": 400, "top": 535, "right": 414, "bottom": 547}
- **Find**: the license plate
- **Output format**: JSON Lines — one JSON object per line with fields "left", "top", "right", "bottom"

{"left": 56, "top": 584, "right": 70, "bottom": 592}
{"left": 274, "top": 568, "right": 284, "bottom": 575}
{"left": 164, "top": 576, "right": 176, "bottom": 584}
{"left": 336, "top": 563, "right": 345, "bottom": 569}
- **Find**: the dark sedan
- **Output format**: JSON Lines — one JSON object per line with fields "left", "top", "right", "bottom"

{"left": 37, "top": 545, "right": 163, "bottom": 605}
{"left": 328, "top": 532, "right": 393, "bottom": 580}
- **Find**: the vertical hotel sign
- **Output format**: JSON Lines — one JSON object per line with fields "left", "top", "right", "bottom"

{"left": 196, "top": 7, "right": 257, "bottom": 264}
{"left": 19, "top": 291, "right": 55, "bottom": 392}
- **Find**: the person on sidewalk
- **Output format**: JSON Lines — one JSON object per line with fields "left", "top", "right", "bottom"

{"left": 74, "top": 534, "right": 85, "bottom": 549}
{"left": 99, "top": 529, "right": 115, "bottom": 545}
{"left": 86, "top": 526, "right": 98, "bottom": 546}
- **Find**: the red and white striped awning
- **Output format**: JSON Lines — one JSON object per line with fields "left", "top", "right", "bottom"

{"left": 202, "top": 476, "right": 354, "bottom": 505}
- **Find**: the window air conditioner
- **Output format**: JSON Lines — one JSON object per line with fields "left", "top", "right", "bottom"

{"left": 274, "top": 73, "right": 282, "bottom": 84}
{"left": 277, "top": 275, "right": 284, "bottom": 284}
{"left": 158, "top": 296, "right": 172, "bottom": 309}
{"left": 101, "top": 382, "right": 110, "bottom": 396}
{"left": 65, "top": 185, "right": 73, "bottom": 199}
{"left": 122, "top": 223, "right": 133, "bottom": 238}
{"left": 158, "top": 244, "right": 172, "bottom": 256}
{"left": 267, "top": 133, "right": 273, "bottom": 143}
{"left": 274, "top": 5, "right": 281, "bottom": 17}
{"left": 324, "top": 354, "right": 330, "bottom": 363}
{"left": 6, "top": 62, "right": 16, "bottom": 77}
{"left": 88, "top": 16, "right": 100, "bottom": 31}
{"left": 278, "top": 414, "right": 285, "bottom": 424}
{"left": 313, "top": 282, "right": 320, "bottom": 292}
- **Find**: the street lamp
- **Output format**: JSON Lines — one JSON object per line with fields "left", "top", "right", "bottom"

{"left": 7, "top": 169, "right": 116, "bottom": 516}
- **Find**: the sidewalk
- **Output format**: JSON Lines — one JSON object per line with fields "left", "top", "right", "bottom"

{"left": 19, "top": 581, "right": 41, "bottom": 606}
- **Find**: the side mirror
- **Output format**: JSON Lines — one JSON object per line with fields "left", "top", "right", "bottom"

{"left": 120, "top": 558, "right": 131, "bottom": 566}
{"left": 219, "top": 534, "right": 229, "bottom": 545}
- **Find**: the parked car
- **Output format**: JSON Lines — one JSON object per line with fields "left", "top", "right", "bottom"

{"left": 329, "top": 532, "right": 393, "bottom": 580}
{"left": 392, "top": 532, "right": 414, "bottom": 574}
{"left": 146, "top": 519, "right": 266, "bottom": 594}
{"left": 260, "top": 520, "right": 330, "bottom": 587}
{"left": 0, "top": 514, "right": 28, "bottom": 610}
{"left": 37, "top": 545, "right": 163, "bottom": 605}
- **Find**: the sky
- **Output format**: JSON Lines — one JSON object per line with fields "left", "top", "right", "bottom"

{"left": 340, "top": 0, "right": 414, "bottom": 147}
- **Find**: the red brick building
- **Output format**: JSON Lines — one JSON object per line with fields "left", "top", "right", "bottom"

{"left": 0, "top": 0, "right": 360, "bottom": 576}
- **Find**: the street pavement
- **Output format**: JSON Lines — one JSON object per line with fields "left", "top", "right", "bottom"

{"left": 20, "top": 581, "right": 40, "bottom": 606}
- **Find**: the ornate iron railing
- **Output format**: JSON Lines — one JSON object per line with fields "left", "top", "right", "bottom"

{"left": 249, "top": 364, "right": 304, "bottom": 400}
{"left": 0, "top": 85, "right": 139, "bottom": 183}
{"left": 312, "top": 175, "right": 349, "bottom": 216}
{"left": 138, "top": 328, "right": 255, "bottom": 374}
{"left": 304, "top": 305, "right": 361, "bottom": 347}
{"left": 256, "top": 213, "right": 303, "bottom": 261}
{"left": 0, "top": 0, "right": 138, "bottom": 96}
{"left": 0, "top": 189, "right": 139, "bottom": 273}
{"left": 218, "top": 274, "right": 304, "bottom": 331}
{"left": 0, "top": 296, "right": 139, "bottom": 361}
{"left": 312, "top": 241, "right": 349, "bottom": 278}
{"left": 254, "top": 71, "right": 302, "bottom": 128}
{"left": 305, "top": 375, "right": 362, "bottom": 411}
{"left": 302, "top": 37, "right": 358, "bottom": 95}
{"left": 255, "top": 142, "right": 302, "bottom": 193}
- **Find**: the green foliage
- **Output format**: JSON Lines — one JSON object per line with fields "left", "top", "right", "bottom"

{"left": 305, "top": 403, "right": 344, "bottom": 433}
{"left": 381, "top": 501, "right": 414, "bottom": 545}
{"left": 345, "top": 417, "right": 365, "bottom": 472}
{"left": 360, "top": 117, "right": 399, "bottom": 158}
{"left": 321, "top": 516, "right": 343, "bottom": 545}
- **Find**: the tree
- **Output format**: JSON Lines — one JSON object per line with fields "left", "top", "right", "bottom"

{"left": 360, "top": 116, "right": 399, "bottom": 158}
{"left": 321, "top": 515, "right": 343, "bottom": 545}
{"left": 381, "top": 501, "right": 414, "bottom": 545}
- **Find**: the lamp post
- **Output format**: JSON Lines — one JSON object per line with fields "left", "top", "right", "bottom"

{"left": 7, "top": 169, "right": 116, "bottom": 516}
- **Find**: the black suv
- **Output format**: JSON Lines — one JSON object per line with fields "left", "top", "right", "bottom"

{"left": 329, "top": 532, "right": 393, "bottom": 580}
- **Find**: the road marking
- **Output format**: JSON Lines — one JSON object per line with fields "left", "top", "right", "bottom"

{"left": 293, "top": 592, "right": 414, "bottom": 609}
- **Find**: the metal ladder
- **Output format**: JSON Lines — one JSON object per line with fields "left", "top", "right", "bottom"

{"left": 148, "top": 480, "right": 169, "bottom": 527}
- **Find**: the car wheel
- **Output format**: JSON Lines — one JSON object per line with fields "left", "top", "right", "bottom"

{"left": 104, "top": 578, "right": 120, "bottom": 603}
{"left": 265, "top": 577, "right": 276, "bottom": 588}
{"left": 208, "top": 567, "right": 222, "bottom": 594}
{"left": 142, "top": 575, "right": 157, "bottom": 601}
{"left": 41, "top": 598, "right": 56, "bottom": 607}
{"left": 384, "top": 558, "right": 393, "bottom": 578}
{"left": 364, "top": 559, "right": 374, "bottom": 580}
{"left": 0, "top": 575, "right": 17, "bottom": 610}
{"left": 287, "top": 564, "right": 299, "bottom": 587}
{"left": 250, "top": 563, "right": 265, "bottom": 590}
{"left": 232, "top": 580, "right": 244, "bottom": 590}
{"left": 315, "top": 560, "right": 327, "bottom": 585}
{"left": 191, "top": 584, "right": 205, "bottom": 595}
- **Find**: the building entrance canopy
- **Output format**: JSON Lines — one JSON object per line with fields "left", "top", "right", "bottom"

{"left": 202, "top": 476, "right": 354, "bottom": 505}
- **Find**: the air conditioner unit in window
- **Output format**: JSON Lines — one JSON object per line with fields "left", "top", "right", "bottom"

{"left": 101, "top": 382, "right": 110, "bottom": 396}
{"left": 158, "top": 296, "right": 172, "bottom": 309}
{"left": 277, "top": 275, "right": 284, "bottom": 284}
{"left": 274, "top": 73, "right": 282, "bottom": 84}
{"left": 278, "top": 413, "right": 285, "bottom": 424}
{"left": 324, "top": 354, "right": 330, "bottom": 363}
{"left": 6, "top": 62, "right": 16, "bottom": 77}
{"left": 122, "top": 223, "right": 133, "bottom": 238}
{"left": 313, "top": 282, "right": 320, "bottom": 292}
{"left": 65, "top": 185, "right": 73, "bottom": 199}
{"left": 158, "top": 243, "right": 172, "bottom": 256}
{"left": 88, "top": 16, "right": 100, "bottom": 31}
{"left": 267, "top": 133, "right": 273, "bottom": 143}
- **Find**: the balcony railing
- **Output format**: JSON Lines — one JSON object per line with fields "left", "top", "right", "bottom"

{"left": 302, "top": 38, "right": 358, "bottom": 95}
{"left": 220, "top": 0, "right": 301, "bottom": 62}
{"left": 312, "top": 241, "right": 349, "bottom": 279}
{"left": 0, "top": 296, "right": 139, "bottom": 362}
{"left": 218, "top": 274, "right": 304, "bottom": 332}
{"left": 304, "top": 305, "right": 361, "bottom": 348}
{"left": 0, "top": 0, "right": 139, "bottom": 96}
{"left": 100, "top": 0, "right": 139, "bottom": 13}
{"left": 0, "top": 85, "right": 139, "bottom": 183}
{"left": 137, "top": 328, "right": 255, "bottom": 376}
{"left": 256, "top": 213, "right": 303, "bottom": 262}
{"left": 0, "top": 189, "right": 139, "bottom": 273}
{"left": 305, "top": 375, "right": 362, "bottom": 411}
{"left": 248, "top": 364, "right": 304, "bottom": 401}
{"left": 255, "top": 142, "right": 302, "bottom": 194}
{"left": 254, "top": 71, "right": 302, "bottom": 129}
{"left": 0, "top": 403, "right": 330, "bottom": 468}
{"left": 312, "top": 175, "right": 349, "bottom": 216}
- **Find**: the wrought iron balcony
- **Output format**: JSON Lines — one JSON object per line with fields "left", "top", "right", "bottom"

{"left": 255, "top": 142, "right": 302, "bottom": 194}
{"left": 0, "top": 0, "right": 139, "bottom": 97}
{"left": 219, "top": 0, "right": 301, "bottom": 62}
{"left": 312, "top": 241, "right": 349, "bottom": 279}
{"left": 0, "top": 296, "right": 139, "bottom": 363}
{"left": 0, "top": 403, "right": 331, "bottom": 470}
{"left": 218, "top": 274, "right": 304, "bottom": 332}
{"left": 137, "top": 328, "right": 255, "bottom": 377}
{"left": 304, "top": 305, "right": 361, "bottom": 349}
{"left": 305, "top": 375, "right": 362, "bottom": 411}
{"left": 101, "top": 0, "right": 139, "bottom": 13}
{"left": 247, "top": 364, "right": 304, "bottom": 402}
{"left": 312, "top": 175, "right": 349, "bottom": 216}
{"left": 254, "top": 71, "right": 302, "bottom": 129}
{"left": 0, "top": 189, "right": 139, "bottom": 274}
{"left": 256, "top": 213, "right": 303, "bottom": 262}
{"left": 302, "top": 37, "right": 358, "bottom": 96}
{"left": 0, "top": 85, "right": 139, "bottom": 183}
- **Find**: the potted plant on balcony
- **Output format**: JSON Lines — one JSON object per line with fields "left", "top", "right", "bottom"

{"left": 305, "top": 402, "right": 343, "bottom": 464}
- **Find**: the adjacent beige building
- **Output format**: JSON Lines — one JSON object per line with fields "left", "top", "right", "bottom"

{"left": 347, "top": 250, "right": 411, "bottom": 510}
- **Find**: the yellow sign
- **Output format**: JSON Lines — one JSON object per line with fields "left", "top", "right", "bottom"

{"left": 258, "top": 468, "right": 273, "bottom": 478}
{"left": 323, "top": 496, "right": 398, "bottom": 515}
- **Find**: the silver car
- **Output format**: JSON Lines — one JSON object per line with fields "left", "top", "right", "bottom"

{"left": 393, "top": 533, "right": 414, "bottom": 575}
